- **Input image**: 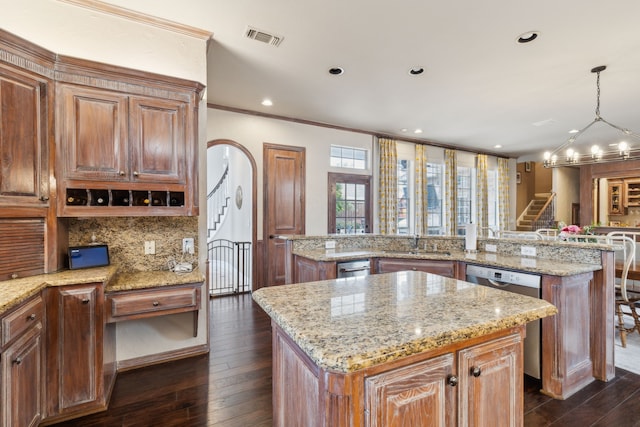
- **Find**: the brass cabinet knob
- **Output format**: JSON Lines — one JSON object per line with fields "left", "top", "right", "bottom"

{"left": 447, "top": 375, "right": 458, "bottom": 387}
{"left": 152, "top": 301, "right": 159, "bottom": 307}
{"left": 27, "top": 314, "right": 36, "bottom": 321}
{"left": 471, "top": 366, "right": 482, "bottom": 377}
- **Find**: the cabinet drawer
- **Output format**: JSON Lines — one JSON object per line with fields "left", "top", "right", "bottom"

{"left": 106, "top": 285, "right": 200, "bottom": 322}
{"left": 1, "top": 295, "right": 44, "bottom": 347}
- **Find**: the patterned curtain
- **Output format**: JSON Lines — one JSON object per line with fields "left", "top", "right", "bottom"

{"left": 497, "top": 158, "right": 510, "bottom": 231}
{"left": 414, "top": 145, "right": 428, "bottom": 235}
{"left": 443, "top": 149, "right": 457, "bottom": 236}
{"left": 475, "top": 154, "right": 489, "bottom": 235}
{"left": 378, "top": 138, "right": 398, "bottom": 234}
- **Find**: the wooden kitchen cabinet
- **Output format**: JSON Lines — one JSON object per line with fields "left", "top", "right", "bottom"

{"left": 292, "top": 255, "right": 337, "bottom": 283}
{"left": 44, "top": 283, "right": 116, "bottom": 424}
{"left": 625, "top": 178, "right": 640, "bottom": 208}
{"left": 365, "top": 333, "right": 522, "bottom": 427}
{"left": 106, "top": 283, "right": 202, "bottom": 336}
{"left": 365, "top": 353, "right": 456, "bottom": 426}
{"left": 55, "top": 56, "right": 203, "bottom": 217}
{"left": 374, "top": 258, "right": 457, "bottom": 278}
{"left": 609, "top": 180, "right": 624, "bottom": 215}
{"left": 0, "top": 294, "right": 45, "bottom": 427}
{"left": 0, "top": 30, "right": 66, "bottom": 277}
{"left": 0, "top": 65, "right": 51, "bottom": 208}
{"left": 273, "top": 322, "right": 525, "bottom": 426}
{"left": 58, "top": 85, "right": 187, "bottom": 186}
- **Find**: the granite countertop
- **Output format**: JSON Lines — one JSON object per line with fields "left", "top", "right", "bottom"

{"left": 294, "top": 248, "right": 601, "bottom": 276}
{"left": 253, "top": 271, "right": 557, "bottom": 373}
{"left": 0, "top": 266, "right": 204, "bottom": 316}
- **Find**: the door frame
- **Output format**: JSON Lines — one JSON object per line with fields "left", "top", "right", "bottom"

{"left": 207, "top": 139, "right": 258, "bottom": 291}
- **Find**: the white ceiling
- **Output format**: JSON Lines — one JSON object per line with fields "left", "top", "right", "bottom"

{"left": 106, "top": 0, "right": 640, "bottom": 160}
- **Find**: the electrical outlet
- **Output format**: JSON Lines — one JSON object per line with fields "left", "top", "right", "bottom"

{"left": 485, "top": 243, "right": 497, "bottom": 253}
{"left": 182, "top": 238, "right": 195, "bottom": 254}
{"left": 144, "top": 240, "right": 155, "bottom": 255}
{"left": 325, "top": 240, "right": 336, "bottom": 249}
{"left": 521, "top": 246, "right": 537, "bottom": 257}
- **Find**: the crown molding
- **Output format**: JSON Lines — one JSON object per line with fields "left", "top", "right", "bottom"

{"left": 57, "top": 0, "right": 213, "bottom": 41}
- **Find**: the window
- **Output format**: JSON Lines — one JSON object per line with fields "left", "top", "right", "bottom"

{"left": 397, "top": 160, "right": 410, "bottom": 234}
{"left": 456, "top": 166, "right": 473, "bottom": 235}
{"left": 328, "top": 173, "right": 371, "bottom": 234}
{"left": 394, "top": 155, "right": 499, "bottom": 236}
{"left": 427, "top": 163, "right": 443, "bottom": 235}
{"left": 330, "top": 145, "right": 368, "bottom": 170}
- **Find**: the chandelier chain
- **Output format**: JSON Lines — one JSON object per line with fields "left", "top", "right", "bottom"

{"left": 595, "top": 71, "right": 601, "bottom": 118}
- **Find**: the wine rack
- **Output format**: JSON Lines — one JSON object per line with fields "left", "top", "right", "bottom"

{"left": 65, "top": 189, "right": 184, "bottom": 208}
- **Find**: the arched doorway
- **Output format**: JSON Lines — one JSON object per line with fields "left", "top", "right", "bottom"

{"left": 206, "top": 139, "right": 257, "bottom": 295}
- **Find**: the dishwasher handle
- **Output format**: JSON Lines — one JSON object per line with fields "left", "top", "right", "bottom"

{"left": 487, "top": 278, "right": 511, "bottom": 287}
{"left": 339, "top": 266, "right": 370, "bottom": 273}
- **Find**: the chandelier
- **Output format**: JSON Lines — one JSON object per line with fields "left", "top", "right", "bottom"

{"left": 543, "top": 65, "right": 640, "bottom": 168}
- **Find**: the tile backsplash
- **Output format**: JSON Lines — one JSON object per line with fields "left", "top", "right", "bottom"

{"left": 68, "top": 217, "right": 198, "bottom": 272}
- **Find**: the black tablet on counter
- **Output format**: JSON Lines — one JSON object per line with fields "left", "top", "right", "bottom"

{"left": 68, "top": 244, "right": 110, "bottom": 270}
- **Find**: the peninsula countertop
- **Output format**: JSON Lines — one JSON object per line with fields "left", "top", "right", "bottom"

{"left": 253, "top": 270, "right": 557, "bottom": 373}
{"left": 0, "top": 266, "right": 205, "bottom": 316}
{"left": 293, "top": 248, "right": 601, "bottom": 276}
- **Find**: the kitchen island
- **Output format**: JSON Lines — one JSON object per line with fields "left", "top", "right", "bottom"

{"left": 253, "top": 270, "right": 557, "bottom": 426}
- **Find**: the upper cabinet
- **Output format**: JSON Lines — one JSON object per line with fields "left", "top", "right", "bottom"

{"left": 0, "top": 64, "right": 50, "bottom": 208}
{"left": 55, "top": 56, "right": 204, "bottom": 217}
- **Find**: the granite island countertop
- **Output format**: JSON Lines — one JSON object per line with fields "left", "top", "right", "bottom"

{"left": 253, "top": 270, "right": 557, "bottom": 373}
{"left": 0, "top": 266, "right": 205, "bottom": 316}
{"left": 293, "top": 248, "right": 602, "bottom": 276}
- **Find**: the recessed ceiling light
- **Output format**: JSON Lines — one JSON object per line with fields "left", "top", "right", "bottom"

{"left": 414, "top": 129, "right": 423, "bottom": 134}
{"left": 409, "top": 67, "right": 424, "bottom": 75}
{"left": 517, "top": 31, "right": 540, "bottom": 43}
{"left": 328, "top": 67, "right": 344, "bottom": 75}
{"left": 568, "top": 129, "right": 580, "bottom": 134}
{"left": 494, "top": 144, "right": 502, "bottom": 149}
{"left": 400, "top": 128, "right": 408, "bottom": 132}
{"left": 261, "top": 99, "right": 273, "bottom": 106}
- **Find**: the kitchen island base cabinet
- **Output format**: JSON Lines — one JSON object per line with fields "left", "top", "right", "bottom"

{"left": 43, "top": 283, "right": 116, "bottom": 425}
{"left": 272, "top": 323, "right": 524, "bottom": 427}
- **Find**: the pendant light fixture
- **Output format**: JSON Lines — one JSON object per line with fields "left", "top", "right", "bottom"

{"left": 543, "top": 65, "right": 640, "bottom": 168}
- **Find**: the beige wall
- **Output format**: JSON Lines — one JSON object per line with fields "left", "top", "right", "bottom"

{"left": 207, "top": 108, "right": 374, "bottom": 237}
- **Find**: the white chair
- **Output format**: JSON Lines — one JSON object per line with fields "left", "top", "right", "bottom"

{"left": 535, "top": 228, "right": 559, "bottom": 240}
{"left": 496, "top": 230, "right": 543, "bottom": 240}
{"left": 607, "top": 231, "right": 640, "bottom": 264}
{"left": 605, "top": 233, "right": 640, "bottom": 348}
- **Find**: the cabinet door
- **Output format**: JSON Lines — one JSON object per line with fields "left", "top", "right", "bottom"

{"left": 129, "top": 96, "right": 186, "bottom": 184}
{"left": 1, "top": 323, "right": 43, "bottom": 427}
{"left": 375, "top": 258, "right": 456, "bottom": 278}
{"left": 609, "top": 181, "right": 624, "bottom": 215}
{"left": 59, "top": 84, "right": 128, "bottom": 181}
{"left": 365, "top": 353, "right": 456, "bottom": 427}
{"left": 0, "top": 67, "right": 49, "bottom": 206}
{"left": 458, "top": 332, "right": 523, "bottom": 427}
{"left": 46, "top": 284, "right": 105, "bottom": 416}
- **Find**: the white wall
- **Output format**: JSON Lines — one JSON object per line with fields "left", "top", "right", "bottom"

{"left": 0, "top": 0, "right": 207, "bottom": 84}
{"left": 207, "top": 108, "right": 374, "bottom": 236}
{"left": 553, "top": 167, "right": 581, "bottom": 225}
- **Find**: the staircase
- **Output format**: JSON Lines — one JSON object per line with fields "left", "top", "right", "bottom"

{"left": 517, "top": 193, "right": 555, "bottom": 231}
{"left": 207, "top": 164, "right": 231, "bottom": 236}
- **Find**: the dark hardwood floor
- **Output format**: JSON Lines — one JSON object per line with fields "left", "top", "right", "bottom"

{"left": 52, "top": 293, "right": 640, "bottom": 426}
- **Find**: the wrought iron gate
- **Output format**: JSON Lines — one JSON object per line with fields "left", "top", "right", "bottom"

{"left": 207, "top": 239, "right": 252, "bottom": 296}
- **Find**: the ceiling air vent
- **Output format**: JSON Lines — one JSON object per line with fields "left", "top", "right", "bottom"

{"left": 245, "top": 26, "right": 284, "bottom": 47}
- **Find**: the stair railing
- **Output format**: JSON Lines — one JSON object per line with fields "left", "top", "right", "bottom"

{"left": 207, "top": 164, "right": 230, "bottom": 234}
{"left": 531, "top": 192, "right": 557, "bottom": 230}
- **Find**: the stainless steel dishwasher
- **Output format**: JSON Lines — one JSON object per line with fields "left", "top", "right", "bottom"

{"left": 465, "top": 264, "right": 542, "bottom": 379}
{"left": 337, "top": 259, "right": 370, "bottom": 278}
